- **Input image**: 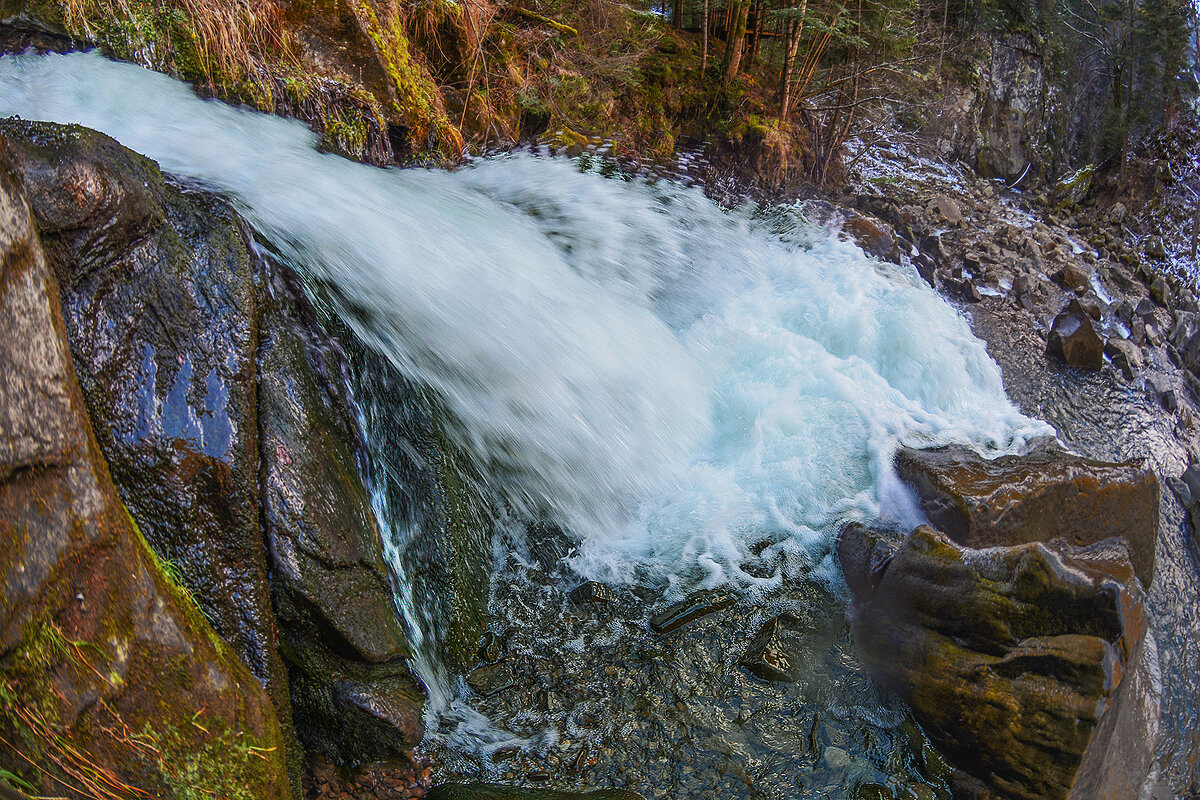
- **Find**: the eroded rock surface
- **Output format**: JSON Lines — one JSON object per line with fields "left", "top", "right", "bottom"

{"left": 839, "top": 523, "right": 1159, "bottom": 800}
{"left": 894, "top": 443, "right": 1158, "bottom": 586}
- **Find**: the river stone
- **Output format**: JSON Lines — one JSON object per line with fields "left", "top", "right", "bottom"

{"left": 0, "top": 119, "right": 287, "bottom": 700}
{"left": 0, "top": 141, "right": 290, "bottom": 798}
{"left": 649, "top": 589, "right": 735, "bottom": 634}
{"left": 894, "top": 444, "right": 1158, "bottom": 586}
{"left": 841, "top": 212, "right": 902, "bottom": 264}
{"left": 427, "top": 786, "right": 646, "bottom": 800}
{"left": 259, "top": 262, "right": 423, "bottom": 761}
{"left": 929, "top": 194, "right": 963, "bottom": 227}
{"left": 1047, "top": 298, "right": 1105, "bottom": 369}
{"left": 739, "top": 615, "right": 803, "bottom": 683}
{"left": 1104, "top": 337, "right": 1143, "bottom": 380}
{"left": 1052, "top": 263, "right": 1091, "bottom": 294}
{"left": 467, "top": 662, "right": 516, "bottom": 697}
{"left": 569, "top": 581, "right": 616, "bottom": 605}
{"left": 839, "top": 524, "right": 1159, "bottom": 800}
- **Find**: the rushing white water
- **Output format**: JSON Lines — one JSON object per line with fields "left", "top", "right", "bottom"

{"left": 0, "top": 50, "right": 1050, "bottom": 595}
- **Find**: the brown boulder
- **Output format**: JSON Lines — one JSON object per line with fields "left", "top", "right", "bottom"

{"left": 1047, "top": 298, "right": 1104, "bottom": 369}
{"left": 0, "top": 139, "right": 290, "bottom": 797}
{"left": 894, "top": 444, "right": 1158, "bottom": 586}
{"left": 839, "top": 524, "right": 1158, "bottom": 800}
{"left": 841, "top": 213, "right": 902, "bottom": 264}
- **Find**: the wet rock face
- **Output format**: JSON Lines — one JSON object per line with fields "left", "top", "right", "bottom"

{"left": 0, "top": 118, "right": 423, "bottom": 765}
{"left": 0, "top": 118, "right": 285, "bottom": 697}
{"left": 259, "top": 264, "right": 424, "bottom": 761}
{"left": 839, "top": 524, "right": 1158, "bottom": 800}
{"left": 0, "top": 140, "right": 290, "bottom": 798}
{"left": 894, "top": 443, "right": 1159, "bottom": 587}
{"left": 341, "top": 339, "right": 494, "bottom": 675}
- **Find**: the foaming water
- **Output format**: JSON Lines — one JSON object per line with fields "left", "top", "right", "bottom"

{"left": 0, "top": 50, "right": 1048, "bottom": 644}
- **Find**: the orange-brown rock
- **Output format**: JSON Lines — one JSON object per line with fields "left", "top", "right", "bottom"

{"left": 839, "top": 524, "right": 1158, "bottom": 800}
{"left": 894, "top": 443, "right": 1158, "bottom": 586}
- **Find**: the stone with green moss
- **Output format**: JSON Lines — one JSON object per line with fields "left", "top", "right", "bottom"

{"left": 0, "top": 133, "right": 290, "bottom": 799}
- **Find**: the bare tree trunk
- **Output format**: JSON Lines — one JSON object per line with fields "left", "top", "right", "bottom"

{"left": 701, "top": 0, "right": 709, "bottom": 73}
{"left": 723, "top": 0, "right": 751, "bottom": 82}
{"left": 673, "top": 0, "right": 681, "bottom": 27}
{"left": 748, "top": 0, "right": 763, "bottom": 64}
{"left": 780, "top": 5, "right": 806, "bottom": 120}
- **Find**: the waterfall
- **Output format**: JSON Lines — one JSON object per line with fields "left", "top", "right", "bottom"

{"left": 0, "top": 49, "right": 1050, "bottom": 705}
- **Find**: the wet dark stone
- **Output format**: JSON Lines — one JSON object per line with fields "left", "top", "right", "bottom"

{"left": 0, "top": 138, "right": 290, "bottom": 797}
{"left": 894, "top": 443, "right": 1159, "bottom": 586}
{"left": 467, "top": 662, "right": 516, "bottom": 698}
{"left": 259, "top": 261, "right": 422, "bottom": 762}
{"left": 1104, "top": 337, "right": 1143, "bottom": 380}
{"left": 569, "top": 581, "right": 615, "bottom": 605}
{"left": 739, "top": 616, "right": 802, "bottom": 683}
{"left": 0, "top": 118, "right": 422, "bottom": 767}
{"left": 341, "top": 338, "right": 494, "bottom": 675}
{"left": 478, "top": 630, "right": 504, "bottom": 663}
{"left": 954, "top": 278, "right": 982, "bottom": 303}
{"left": 0, "top": 119, "right": 286, "bottom": 700}
{"left": 648, "top": 589, "right": 735, "bottom": 634}
{"left": 1047, "top": 298, "right": 1104, "bottom": 370}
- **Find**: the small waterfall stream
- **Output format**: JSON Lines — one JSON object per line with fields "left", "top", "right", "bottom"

{"left": 0, "top": 50, "right": 1064, "bottom": 795}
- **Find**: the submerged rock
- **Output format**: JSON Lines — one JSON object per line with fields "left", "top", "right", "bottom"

{"left": 895, "top": 443, "right": 1158, "bottom": 586}
{"left": 569, "top": 581, "right": 616, "bottom": 605}
{"left": 648, "top": 589, "right": 735, "bottom": 634}
{"left": 1047, "top": 298, "right": 1105, "bottom": 370}
{"left": 0, "top": 140, "right": 290, "bottom": 797}
{"left": 839, "top": 523, "right": 1159, "bottom": 800}
{"left": 739, "top": 615, "right": 804, "bottom": 683}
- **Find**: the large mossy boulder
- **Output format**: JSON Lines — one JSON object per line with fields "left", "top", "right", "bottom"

{"left": 839, "top": 524, "right": 1158, "bottom": 800}
{"left": 0, "top": 118, "right": 288, "bottom": 702}
{"left": 0, "top": 118, "right": 426, "bottom": 764}
{"left": 0, "top": 138, "right": 291, "bottom": 798}
{"left": 894, "top": 443, "right": 1158, "bottom": 586}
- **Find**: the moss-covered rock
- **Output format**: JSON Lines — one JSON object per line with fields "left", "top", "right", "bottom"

{"left": 0, "top": 118, "right": 291, "bottom": 706}
{"left": 0, "top": 133, "right": 290, "bottom": 799}
{"left": 0, "top": 117, "right": 429, "bottom": 768}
